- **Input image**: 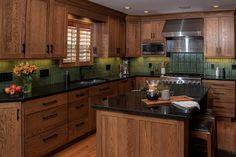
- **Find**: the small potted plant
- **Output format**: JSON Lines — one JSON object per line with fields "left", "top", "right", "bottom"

{"left": 13, "top": 62, "right": 38, "bottom": 93}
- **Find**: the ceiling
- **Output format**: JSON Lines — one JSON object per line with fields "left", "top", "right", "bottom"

{"left": 89, "top": 0, "right": 236, "bottom": 15}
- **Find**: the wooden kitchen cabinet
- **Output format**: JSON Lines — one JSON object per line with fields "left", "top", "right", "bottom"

{"left": 202, "top": 80, "right": 235, "bottom": 118}
{"left": 141, "top": 20, "right": 165, "bottom": 41}
{"left": 89, "top": 83, "right": 118, "bottom": 130}
{"left": 0, "top": 0, "right": 26, "bottom": 59}
{"left": 0, "top": 102, "right": 22, "bottom": 157}
{"left": 118, "top": 78, "right": 135, "bottom": 95}
{"left": 68, "top": 89, "right": 89, "bottom": 141}
{"left": 126, "top": 21, "right": 141, "bottom": 57}
{"left": 23, "top": 92, "right": 68, "bottom": 156}
{"left": 25, "top": 0, "right": 67, "bottom": 58}
{"left": 204, "top": 16, "right": 235, "bottom": 58}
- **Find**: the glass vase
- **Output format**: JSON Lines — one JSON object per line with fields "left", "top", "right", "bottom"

{"left": 23, "top": 81, "right": 32, "bottom": 93}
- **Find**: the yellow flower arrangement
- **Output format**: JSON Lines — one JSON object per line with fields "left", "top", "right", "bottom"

{"left": 13, "top": 62, "right": 38, "bottom": 93}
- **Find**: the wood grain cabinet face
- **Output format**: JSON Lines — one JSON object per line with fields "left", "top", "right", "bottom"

{"left": 126, "top": 21, "right": 141, "bottom": 57}
{"left": 25, "top": 0, "right": 67, "bottom": 59}
{"left": 0, "top": 103, "right": 22, "bottom": 157}
{"left": 141, "top": 20, "right": 165, "bottom": 41}
{"left": 204, "top": 16, "right": 235, "bottom": 58}
{"left": 202, "top": 80, "right": 235, "bottom": 117}
{"left": 118, "top": 78, "right": 135, "bottom": 95}
{"left": 0, "top": 0, "right": 26, "bottom": 59}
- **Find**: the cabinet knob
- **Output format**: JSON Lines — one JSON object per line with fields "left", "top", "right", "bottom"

{"left": 46, "top": 45, "right": 50, "bottom": 53}
{"left": 22, "top": 44, "right": 26, "bottom": 54}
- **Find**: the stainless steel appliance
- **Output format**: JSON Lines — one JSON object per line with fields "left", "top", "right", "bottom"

{"left": 142, "top": 41, "right": 165, "bottom": 55}
{"left": 160, "top": 75, "right": 202, "bottom": 85}
{"left": 162, "top": 18, "right": 204, "bottom": 53}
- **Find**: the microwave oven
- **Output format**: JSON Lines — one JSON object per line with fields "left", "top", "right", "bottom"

{"left": 142, "top": 42, "right": 165, "bottom": 55}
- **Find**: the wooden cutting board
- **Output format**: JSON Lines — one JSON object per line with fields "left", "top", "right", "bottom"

{"left": 142, "top": 95, "right": 194, "bottom": 106}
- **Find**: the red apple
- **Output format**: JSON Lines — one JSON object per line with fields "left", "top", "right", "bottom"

{"left": 9, "top": 88, "right": 15, "bottom": 95}
{"left": 15, "top": 86, "right": 23, "bottom": 92}
{"left": 10, "top": 84, "right": 17, "bottom": 90}
{"left": 4, "top": 87, "right": 10, "bottom": 94}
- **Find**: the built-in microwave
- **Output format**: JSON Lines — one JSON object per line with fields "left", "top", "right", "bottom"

{"left": 142, "top": 42, "right": 165, "bottom": 55}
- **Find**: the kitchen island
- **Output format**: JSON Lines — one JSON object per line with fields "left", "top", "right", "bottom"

{"left": 94, "top": 84, "right": 208, "bottom": 157}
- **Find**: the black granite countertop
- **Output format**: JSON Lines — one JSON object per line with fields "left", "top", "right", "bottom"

{"left": 93, "top": 84, "right": 209, "bottom": 120}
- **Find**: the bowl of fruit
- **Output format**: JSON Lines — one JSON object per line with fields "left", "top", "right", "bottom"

{"left": 3, "top": 84, "right": 23, "bottom": 97}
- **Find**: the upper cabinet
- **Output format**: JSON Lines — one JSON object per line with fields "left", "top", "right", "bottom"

{"left": 93, "top": 16, "right": 126, "bottom": 57}
{"left": 141, "top": 20, "right": 165, "bottom": 41}
{"left": 0, "top": 0, "right": 67, "bottom": 59}
{"left": 204, "top": 16, "right": 235, "bottom": 58}
{"left": 126, "top": 21, "right": 141, "bottom": 57}
{"left": 25, "top": 0, "right": 67, "bottom": 59}
{"left": 0, "top": 0, "right": 26, "bottom": 59}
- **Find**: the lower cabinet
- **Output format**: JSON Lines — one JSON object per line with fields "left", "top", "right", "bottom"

{"left": 96, "top": 110, "right": 186, "bottom": 157}
{"left": 0, "top": 102, "right": 22, "bottom": 157}
{"left": 117, "top": 78, "right": 135, "bottom": 95}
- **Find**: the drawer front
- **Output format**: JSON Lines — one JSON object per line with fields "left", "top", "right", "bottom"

{"left": 25, "top": 104, "right": 67, "bottom": 138}
{"left": 211, "top": 103, "right": 235, "bottom": 118}
{"left": 90, "top": 83, "right": 117, "bottom": 96}
{"left": 25, "top": 124, "right": 68, "bottom": 157}
{"left": 23, "top": 93, "right": 67, "bottom": 115}
{"left": 69, "top": 98, "right": 89, "bottom": 121}
{"left": 68, "top": 89, "right": 89, "bottom": 103}
{"left": 68, "top": 118, "right": 89, "bottom": 141}
{"left": 203, "top": 80, "right": 235, "bottom": 90}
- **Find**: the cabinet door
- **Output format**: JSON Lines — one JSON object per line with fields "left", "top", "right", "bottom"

{"left": 51, "top": 2, "right": 67, "bottom": 58}
{"left": 126, "top": 21, "right": 141, "bottom": 57}
{"left": 108, "top": 16, "right": 119, "bottom": 57}
{"left": 118, "top": 19, "right": 126, "bottom": 57}
{"left": 0, "top": 0, "right": 26, "bottom": 59}
{"left": 25, "top": 0, "right": 51, "bottom": 58}
{"left": 219, "top": 16, "right": 235, "bottom": 58}
{"left": 118, "top": 79, "right": 133, "bottom": 95}
{"left": 141, "top": 21, "right": 152, "bottom": 41}
{"left": 153, "top": 20, "right": 165, "bottom": 41}
{"left": 0, "top": 103, "right": 21, "bottom": 157}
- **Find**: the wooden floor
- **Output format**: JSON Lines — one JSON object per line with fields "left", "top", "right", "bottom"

{"left": 54, "top": 134, "right": 96, "bottom": 157}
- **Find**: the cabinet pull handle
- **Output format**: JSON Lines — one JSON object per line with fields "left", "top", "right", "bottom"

{"left": 22, "top": 44, "right": 26, "bottom": 54}
{"left": 50, "top": 45, "right": 53, "bottom": 53}
{"left": 42, "top": 113, "right": 58, "bottom": 120}
{"left": 212, "top": 84, "right": 224, "bottom": 86}
{"left": 213, "top": 92, "right": 225, "bottom": 95}
{"left": 76, "top": 122, "right": 85, "bottom": 128}
{"left": 42, "top": 133, "right": 58, "bottom": 142}
{"left": 76, "top": 104, "right": 85, "bottom": 109}
{"left": 46, "top": 45, "right": 50, "bottom": 53}
{"left": 99, "top": 87, "right": 109, "bottom": 91}
{"left": 17, "top": 109, "right": 20, "bottom": 120}
{"left": 212, "top": 105, "right": 224, "bottom": 109}
{"left": 76, "top": 94, "right": 85, "bottom": 98}
{"left": 42, "top": 100, "right": 58, "bottom": 106}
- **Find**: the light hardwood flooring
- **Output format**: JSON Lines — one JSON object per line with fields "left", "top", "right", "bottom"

{"left": 54, "top": 134, "right": 96, "bottom": 157}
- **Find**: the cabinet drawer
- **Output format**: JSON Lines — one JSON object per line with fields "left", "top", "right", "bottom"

{"left": 68, "top": 118, "right": 89, "bottom": 141}
{"left": 90, "top": 83, "right": 117, "bottom": 96}
{"left": 69, "top": 98, "right": 89, "bottom": 121}
{"left": 210, "top": 88, "right": 235, "bottom": 99}
{"left": 25, "top": 104, "right": 67, "bottom": 138}
{"left": 203, "top": 80, "right": 235, "bottom": 90}
{"left": 211, "top": 103, "right": 235, "bottom": 118}
{"left": 25, "top": 124, "right": 67, "bottom": 157}
{"left": 68, "top": 88, "right": 89, "bottom": 103}
{"left": 23, "top": 93, "right": 67, "bottom": 115}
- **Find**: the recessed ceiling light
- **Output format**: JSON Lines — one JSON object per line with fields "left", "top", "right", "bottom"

{"left": 144, "top": 10, "right": 150, "bottom": 14}
{"left": 124, "top": 6, "right": 131, "bottom": 10}
{"left": 212, "top": 5, "right": 220, "bottom": 9}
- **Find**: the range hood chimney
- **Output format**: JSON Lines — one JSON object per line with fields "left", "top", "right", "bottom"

{"left": 162, "top": 18, "right": 204, "bottom": 37}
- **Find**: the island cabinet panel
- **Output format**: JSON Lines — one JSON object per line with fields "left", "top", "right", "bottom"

{"left": 68, "top": 89, "right": 89, "bottom": 141}
{"left": 0, "top": 0, "right": 26, "bottom": 59}
{"left": 97, "top": 111, "right": 186, "bottom": 157}
{"left": 126, "top": 21, "right": 141, "bottom": 57}
{"left": 0, "top": 102, "right": 22, "bottom": 157}
{"left": 202, "top": 80, "right": 235, "bottom": 118}
{"left": 204, "top": 16, "right": 235, "bottom": 58}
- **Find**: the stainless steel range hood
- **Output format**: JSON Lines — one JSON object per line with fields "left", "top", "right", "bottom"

{"left": 162, "top": 18, "right": 204, "bottom": 37}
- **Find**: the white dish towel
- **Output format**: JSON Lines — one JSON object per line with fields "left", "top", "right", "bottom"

{"left": 172, "top": 101, "right": 200, "bottom": 110}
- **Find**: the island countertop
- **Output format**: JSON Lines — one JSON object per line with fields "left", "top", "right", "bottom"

{"left": 93, "top": 84, "right": 209, "bottom": 120}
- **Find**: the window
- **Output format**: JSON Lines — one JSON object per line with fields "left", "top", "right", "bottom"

{"left": 60, "top": 19, "right": 92, "bottom": 67}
